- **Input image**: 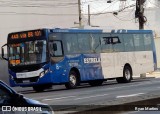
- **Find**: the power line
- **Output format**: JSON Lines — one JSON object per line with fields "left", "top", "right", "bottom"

{"left": 0, "top": 0, "right": 78, "bottom": 8}
{"left": 0, "top": 12, "right": 78, "bottom": 16}
{"left": 87, "top": 3, "right": 136, "bottom": 16}
{"left": 147, "top": 0, "right": 160, "bottom": 8}
{"left": 0, "top": 4, "right": 78, "bottom": 8}
{"left": 82, "top": 0, "right": 119, "bottom": 15}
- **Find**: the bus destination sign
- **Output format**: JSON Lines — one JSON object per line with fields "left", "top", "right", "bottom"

{"left": 8, "top": 29, "right": 45, "bottom": 40}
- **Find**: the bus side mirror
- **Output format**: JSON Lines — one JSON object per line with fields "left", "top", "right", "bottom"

{"left": 53, "top": 43, "right": 57, "bottom": 51}
{"left": 1, "top": 44, "right": 8, "bottom": 61}
{"left": 112, "top": 37, "right": 121, "bottom": 44}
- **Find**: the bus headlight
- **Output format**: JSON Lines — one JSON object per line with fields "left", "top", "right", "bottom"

{"left": 39, "top": 71, "right": 45, "bottom": 78}
{"left": 44, "top": 69, "right": 49, "bottom": 74}
{"left": 39, "top": 69, "right": 49, "bottom": 78}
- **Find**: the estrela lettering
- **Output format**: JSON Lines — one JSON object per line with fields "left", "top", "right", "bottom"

{"left": 84, "top": 58, "right": 101, "bottom": 63}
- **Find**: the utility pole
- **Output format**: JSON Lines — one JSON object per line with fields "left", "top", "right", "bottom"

{"left": 136, "top": 0, "right": 147, "bottom": 78}
{"left": 78, "top": 0, "right": 82, "bottom": 27}
{"left": 135, "top": 0, "right": 146, "bottom": 30}
{"left": 88, "top": 5, "right": 91, "bottom": 26}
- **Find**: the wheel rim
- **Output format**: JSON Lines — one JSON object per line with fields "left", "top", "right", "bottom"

{"left": 70, "top": 74, "right": 76, "bottom": 86}
{"left": 125, "top": 69, "right": 131, "bottom": 80}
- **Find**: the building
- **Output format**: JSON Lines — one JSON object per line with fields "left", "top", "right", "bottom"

{"left": 0, "top": 0, "right": 79, "bottom": 48}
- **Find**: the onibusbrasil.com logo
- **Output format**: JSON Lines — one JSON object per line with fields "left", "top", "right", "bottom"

{"left": 1, "top": 106, "right": 43, "bottom": 112}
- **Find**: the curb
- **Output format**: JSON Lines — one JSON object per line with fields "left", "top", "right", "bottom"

{"left": 146, "top": 72, "right": 160, "bottom": 78}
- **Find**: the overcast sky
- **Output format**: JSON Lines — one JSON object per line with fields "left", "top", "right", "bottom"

{"left": 0, "top": 0, "right": 158, "bottom": 50}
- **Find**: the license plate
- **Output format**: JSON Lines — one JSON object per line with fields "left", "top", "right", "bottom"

{"left": 23, "top": 80, "right": 30, "bottom": 83}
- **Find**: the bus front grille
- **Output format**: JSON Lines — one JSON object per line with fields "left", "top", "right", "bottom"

{"left": 14, "top": 77, "right": 39, "bottom": 84}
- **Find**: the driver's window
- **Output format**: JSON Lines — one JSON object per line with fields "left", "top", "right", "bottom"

{"left": 49, "top": 41, "right": 63, "bottom": 56}
{"left": 0, "top": 88, "right": 11, "bottom": 105}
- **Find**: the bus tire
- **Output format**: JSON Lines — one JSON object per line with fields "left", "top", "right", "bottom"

{"left": 33, "top": 86, "right": 45, "bottom": 92}
{"left": 65, "top": 70, "right": 79, "bottom": 89}
{"left": 89, "top": 80, "right": 103, "bottom": 86}
{"left": 116, "top": 65, "right": 132, "bottom": 83}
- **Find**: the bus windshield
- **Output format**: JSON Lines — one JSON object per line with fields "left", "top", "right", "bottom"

{"left": 8, "top": 40, "right": 47, "bottom": 66}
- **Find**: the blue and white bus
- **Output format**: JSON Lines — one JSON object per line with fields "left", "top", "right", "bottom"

{"left": 1, "top": 28, "right": 157, "bottom": 92}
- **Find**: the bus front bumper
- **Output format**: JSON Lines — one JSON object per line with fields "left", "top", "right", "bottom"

{"left": 9, "top": 72, "right": 52, "bottom": 87}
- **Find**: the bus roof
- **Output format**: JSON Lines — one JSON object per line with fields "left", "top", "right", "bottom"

{"left": 49, "top": 28, "right": 152, "bottom": 34}
{"left": 7, "top": 28, "right": 153, "bottom": 36}
{"left": 111, "top": 29, "right": 153, "bottom": 34}
{"left": 49, "top": 28, "right": 103, "bottom": 33}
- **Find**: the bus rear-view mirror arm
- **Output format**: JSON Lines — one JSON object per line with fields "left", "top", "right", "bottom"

{"left": 1, "top": 44, "right": 8, "bottom": 61}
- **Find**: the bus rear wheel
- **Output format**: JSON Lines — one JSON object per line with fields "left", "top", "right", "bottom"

{"left": 65, "top": 70, "right": 79, "bottom": 89}
{"left": 89, "top": 80, "right": 103, "bottom": 86}
{"left": 116, "top": 65, "right": 132, "bottom": 83}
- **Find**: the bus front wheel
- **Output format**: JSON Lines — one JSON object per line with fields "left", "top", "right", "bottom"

{"left": 65, "top": 70, "right": 79, "bottom": 89}
{"left": 33, "top": 86, "right": 45, "bottom": 92}
{"left": 33, "top": 84, "right": 52, "bottom": 92}
{"left": 116, "top": 65, "right": 132, "bottom": 83}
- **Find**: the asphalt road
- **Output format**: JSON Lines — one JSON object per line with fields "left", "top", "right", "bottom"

{"left": 10, "top": 77, "right": 160, "bottom": 113}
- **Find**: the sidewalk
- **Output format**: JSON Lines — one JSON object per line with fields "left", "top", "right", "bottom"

{"left": 146, "top": 70, "right": 160, "bottom": 78}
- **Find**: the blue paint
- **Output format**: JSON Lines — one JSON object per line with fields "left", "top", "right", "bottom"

{"left": 111, "top": 29, "right": 153, "bottom": 34}
{"left": 82, "top": 54, "right": 103, "bottom": 81}
{"left": 50, "top": 28, "right": 102, "bottom": 33}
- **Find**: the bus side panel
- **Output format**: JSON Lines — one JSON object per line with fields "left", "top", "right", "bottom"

{"left": 65, "top": 54, "right": 83, "bottom": 82}
{"left": 114, "top": 52, "right": 134, "bottom": 78}
{"left": 132, "top": 32, "right": 155, "bottom": 75}
{"left": 100, "top": 52, "right": 134, "bottom": 79}
{"left": 82, "top": 54, "right": 103, "bottom": 81}
{"left": 133, "top": 51, "right": 154, "bottom": 75}
{"left": 113, "top": 51, "right": 154, "bottom": 77}
{"left": 49, "top": 56, "right": 79, "bottom": 84}
{"left": 50, "top": 62, "right": 67, "bottom": 84}
{"left": 100, "top": 53, "right": 116, "bottom": 79}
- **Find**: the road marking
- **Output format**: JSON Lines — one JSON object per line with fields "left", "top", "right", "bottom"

{"left": 42, "top": 96, "right": 76, "bottom": 101}
{"left": 116, "top": 93, "right": 145, "bottom": 98}
{"left": 32, "top": 82, "right": 150, "bottom": 100}
{"left": 32, "top": 79, "right": 159, "bottom": 100}
{"left": 74, "top": 94, "right": 109, "bottom": 100}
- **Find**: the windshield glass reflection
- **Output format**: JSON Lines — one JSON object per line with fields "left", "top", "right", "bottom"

{"left": 9, "top": 40, "right": 47, "bottom": 66}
